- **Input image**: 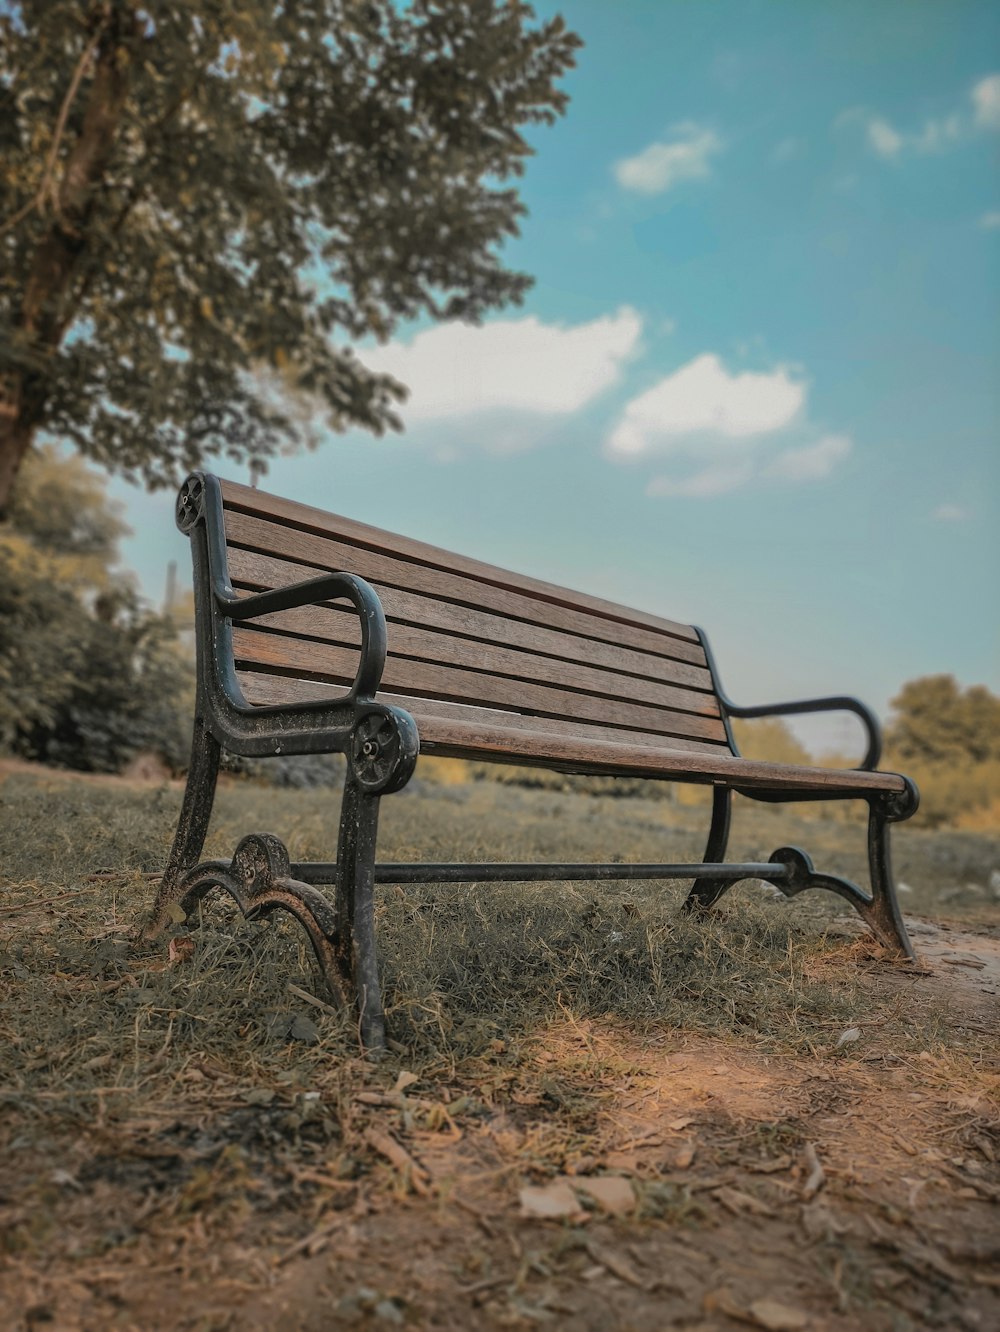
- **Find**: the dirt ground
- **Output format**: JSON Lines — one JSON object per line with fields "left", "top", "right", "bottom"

{"left": 1, "top": 763, "right": 998, "bottom": 1330}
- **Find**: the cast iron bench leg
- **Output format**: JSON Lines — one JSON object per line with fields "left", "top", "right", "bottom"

{"left": 683, "top": 786, "right": 916, "bottom": 960}
{"left": 335, "top": 776, "right": 386, "bottom": 1052}
{"left": 141, "top": 717, "right": 220, "bottom": 940}
{"left": 685, "top": 787, "right": 733, "bottom": 910}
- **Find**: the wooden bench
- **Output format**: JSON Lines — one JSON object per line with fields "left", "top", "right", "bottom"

{"left": 144, "top": 472, "right": 919, "bottom": 1049}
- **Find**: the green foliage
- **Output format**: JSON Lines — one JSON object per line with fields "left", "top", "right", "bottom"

{"left": 887, "top": 674, "right": 1000, "bottom": 766}
{"left": 0, "top": 1, "right": 581, "bottom": 505}
{"left": 0, "top": 445, "right": 192, "bottom": 770}
{"left": 887, "top": 675, "right": 1000, "bottom": 828}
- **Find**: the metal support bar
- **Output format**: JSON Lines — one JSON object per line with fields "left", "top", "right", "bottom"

{"left": 290, "top": 859, "right": 792, "bottom": 886}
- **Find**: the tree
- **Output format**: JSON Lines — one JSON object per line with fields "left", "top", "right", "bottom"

{"left": 887, "top": 674, "right": 1000, "bottom": 767}
{"left": 0, "top": 1, "right": 581, "bottom": 511}
{"left": 0, "top": 444, "right": 191, "bottom": 769}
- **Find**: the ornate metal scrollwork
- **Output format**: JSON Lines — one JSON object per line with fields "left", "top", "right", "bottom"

{"left": 765, "top": 844, "right": 871, "bottom": 911}
{"left": 882, "top": 778, "right": 920, "bottom": 823}
{"left": 349, "top": 710, "right": 418, "bottom": 795}
{"left": 175, "top": 473, "right": 206, "bottom": 533}
{"left": 173, "top": 832, "right": 352, "bottom": 1010}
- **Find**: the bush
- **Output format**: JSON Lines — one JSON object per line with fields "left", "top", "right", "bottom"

{"left": 0, "top": 447, "right": 193, "bottom": 773}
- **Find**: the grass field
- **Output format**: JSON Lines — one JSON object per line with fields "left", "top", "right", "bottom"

{"left": 1, "top": 760, "right": 998, "bottom": 1330}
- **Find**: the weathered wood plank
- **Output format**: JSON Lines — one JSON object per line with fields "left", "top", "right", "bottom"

{"left": 227, "top": 547, "right": 715, "bottom": 690}
{"left": 411, "top": 717, "right": 907, "bottom": 794}
{"left": 235, "top": 670, "right": 731, "bottom": 756}
{"left": 221, "top": 478, "right": 701, "bottom": 644}
{"left": 222, "top": 510, "right": 708, "bottom": 667}
{"left": 230, "top": 626, "right": 730, "bottom": 743}
{"left": 227, "top": 603, "right": 719, "bottom": 717}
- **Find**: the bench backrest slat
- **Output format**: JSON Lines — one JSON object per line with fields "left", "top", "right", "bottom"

{"left": 222, "top": 481, "right": 702, "bottom": 645}
{"left": 227, "top": 548, "right": 714, "bottom": 691}
{"left": 218, "top": 480, "right": 735, "bottom": 758}
{"left": 235, "top": 671, "right": 728, "bottom": 756}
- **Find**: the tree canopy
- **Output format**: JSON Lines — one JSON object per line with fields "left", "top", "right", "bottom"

{"left": 0, "top": 0, "right": 581, "bottom": 511}
{"left": 887, "top": 674, "right": 1000, "bottom": 767}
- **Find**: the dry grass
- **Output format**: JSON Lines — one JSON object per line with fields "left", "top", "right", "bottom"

{"left": 1, "top": 764, "right": 998, "bottom": 1330}
{"left": 4, "top": 764, "right": 994, "bottom": 1089}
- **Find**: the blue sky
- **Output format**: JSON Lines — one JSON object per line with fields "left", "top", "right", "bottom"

{"left": 114, "top": 0, "right": 1000, "bottom": 754}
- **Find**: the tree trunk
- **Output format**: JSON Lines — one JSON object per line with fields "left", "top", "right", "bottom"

{"left": 0, "top": 402, "right": 37, "bottom": 516}
{"left": 0, "top": 12, "right": 133, "bottom": 517}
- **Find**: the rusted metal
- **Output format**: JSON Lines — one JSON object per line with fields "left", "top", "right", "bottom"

{"left": 172, "top": 833, "right": 353, "bottom": 1011}
{"left": 148, "top": 472, "right": 920, "bottom": 1053}
{"left": 681, "top": 628, "right": 916, "bottom": 958}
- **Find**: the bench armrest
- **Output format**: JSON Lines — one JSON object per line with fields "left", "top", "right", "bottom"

{"left": 693, "top": 626, "right": 883, "bottom": 771}
{"left": 725, "top": 695, "right": 882, "bottom": 771}
{"left": 216, "top": 573, "right": 388, "bottom": 702}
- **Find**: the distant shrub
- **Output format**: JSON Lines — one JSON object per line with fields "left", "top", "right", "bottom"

{"left": 0, "top": 447, "right": 192, "bottom": 774}
{"left": 222, "top": 751, "right": 345, "bottom": 789}
{"left": 902, "top": 760, "right": 1000, "bottom": 830}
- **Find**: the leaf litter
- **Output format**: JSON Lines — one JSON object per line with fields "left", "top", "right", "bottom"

{"left": 0, "top": 764, "right": 998, "bottom": 1328}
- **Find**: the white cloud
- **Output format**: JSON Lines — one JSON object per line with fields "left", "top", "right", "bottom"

{"left": 606, "top": 354, "right": 805, "bottom": 458}
{"left": 606, "top": 353, "right": 853, "bottom": 499}
{"left": 765, "top": 434, "right": 852, "bottom": 482}
{"left": 980, "top": 211, "right": 1000, "bottom": 229}
{"left": 867, "top": 117, "right": 904, "bottom": 158}
{"left": 365, "top": 308, "right": 642, "bottom": 422}
{"left": 972, "top": 73, "right": 1000, "bottom": 129}
{"left": 614, "top": 123, "right": 721, "bottom": 195}
{"left": 647, "top": 460, "right": 754, "bottom": 498}
{"left": 913, "top": 113, "right": 962, "bottom": 153}
{"left": 867, "top": 109, "right": 964, "bottom": 156}
{"left": 933, "top": 502, "right": 970, "bottom": 521}
{"left": 844, "top": 74, "right": 1000, "bottom": 162}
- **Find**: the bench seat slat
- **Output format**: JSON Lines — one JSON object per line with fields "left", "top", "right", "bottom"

{"left": 412, "top": 716, "right": 908, "bottom": 795}
{"left": 235, "top": 672, "right": 731, "bottom": 756}
{"left": 232, "top": 671, "right": 901, "bottom": 793}
{"left": 221, "top": 479, "right": 701, "bottom": 645}
{"left": 223, "top": 510, "right": 708, "bottom": 668}
{"left": 230, "top": 626, "right": 730, "bottom": 744}
{"left": 226, "top": 548, "right": 715, "bottom": 692}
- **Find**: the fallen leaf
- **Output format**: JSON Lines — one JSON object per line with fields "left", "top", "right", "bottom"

{"left": 668, "top": 1116, "right": 697, "bottom": 1131}
{"left": 366, "top": 1129, "right": 431, "bottom": 1193}
{"left": 288, "top": 1013, "right": 320, "bottom": 1043}
{"left": 713, "top": 1186, "right": 775, "bottom": 1218}
{"left": 602, "top": 1151, "right": 643, "bottom": 1174}
{"left": 519, "top": 1180, "right": 586, "bottom": 1221}
{"left": 747, "top": 1297, "right": 811, "bottom": 1330}
{"left": 167, "top": 935, "right": 194, "bottom": 965}
{"left": 801, "top": 1200, "right": 848, "bottom": 1242}
{"left": 50, "top": 1169, "right": 82, "bottom": 1192}
{"left": 703, "top": 1288, "right": 746, "bottom": 1320}
{"left": 242, "top": 1087, "right": 275, "bottom": 1106}
{"left": 836, "top": 1026, "right": 861, "bottom": 1049}
{"left": 584, "top": 1240, "right": 646, "bottom": 1288}
{"left": 79, "top": 1052, "right": 114, "bottom": 1073}
{"left": 749, "top": 1155, "right": 793, "bottom": 1174}
{"left": 574, "top": 1176, "right": 636, "bottom": 1216}
{"left": 393, "top": 1070, "right": 419, "bottom": 1094}
{"left": 800, "top": 1143, "right": 825, "bottom": 1200}
{"left": 673, "top": 1142, "right": 697, "bottom": 1170}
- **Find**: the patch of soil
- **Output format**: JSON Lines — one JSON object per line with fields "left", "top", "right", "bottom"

{"left": 2, "top": 986, "right": 997, "bottom": 1331}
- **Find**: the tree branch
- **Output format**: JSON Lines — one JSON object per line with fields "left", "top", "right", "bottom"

{"left": 0, "top": 19, "right": 107, "bottom": 239}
